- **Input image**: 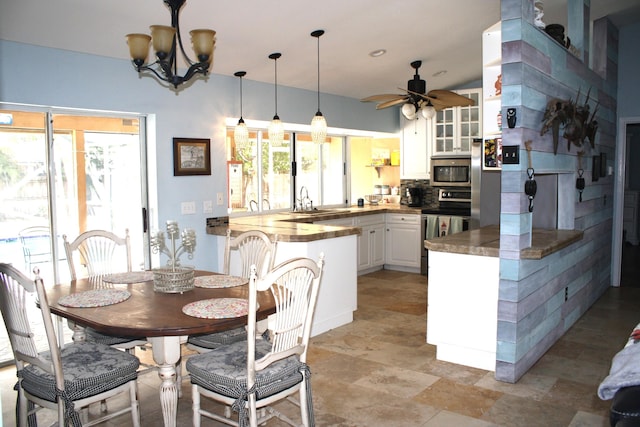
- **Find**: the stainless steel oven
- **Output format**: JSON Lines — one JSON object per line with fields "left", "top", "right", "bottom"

{"left": 431, "top": 157, "right": 471, "bottom": 187}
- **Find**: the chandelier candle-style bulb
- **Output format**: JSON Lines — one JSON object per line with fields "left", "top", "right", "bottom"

{"left": 190, "top": 29, "right": 216, "bottom": 62}
{"left": 126, "top": 34, "right": 152, "bottom": 66}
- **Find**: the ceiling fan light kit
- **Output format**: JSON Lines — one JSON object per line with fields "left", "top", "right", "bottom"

{"left": 268, "top": 52, "right": 284, "bottom": 147}
{"left": 310, "top": 30, "right": 327, "bottom": 144}
{"left": 233, "top": 71, "right": 249, "bottom": 149}
{"left": 126, "top": 0, "right": 216, "bottom": 89}
{"left": 362, "top": 60, "right": 475, "bottom": 120}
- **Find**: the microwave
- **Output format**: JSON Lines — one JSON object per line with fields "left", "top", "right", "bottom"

{"left": 431, "top": 157, "right": 471, "bottom": 187}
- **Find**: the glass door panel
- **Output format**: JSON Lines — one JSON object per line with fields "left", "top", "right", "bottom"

{"left": 0, "top": 108, "right": 148, "bottom": 365}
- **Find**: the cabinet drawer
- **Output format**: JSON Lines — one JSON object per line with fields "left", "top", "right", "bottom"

{"left": 386, "top": 213, "right": 420, "bottom": 225}
{"left": 355, "top": 214, "right": 385, "bottom": 226}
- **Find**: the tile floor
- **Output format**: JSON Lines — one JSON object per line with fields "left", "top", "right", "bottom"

{"left": 2, "top": 269, "right": 640, "bottom": 426}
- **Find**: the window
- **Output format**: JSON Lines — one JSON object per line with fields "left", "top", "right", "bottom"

{"left": 227, "top": 129, "right": 291, "bottom": 213}
{"left": 226, "top": 127, "right": 345, "bottom": 213}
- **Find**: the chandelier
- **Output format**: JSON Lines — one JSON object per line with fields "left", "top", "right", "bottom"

{"left": 126, "top": 0, "right": 216, "bottom": 89}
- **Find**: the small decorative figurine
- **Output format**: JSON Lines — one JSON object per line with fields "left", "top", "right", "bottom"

{"left": 534, "top": 1, "right": 546, "bottom": 29}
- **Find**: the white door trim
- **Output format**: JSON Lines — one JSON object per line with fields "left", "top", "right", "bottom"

{"left": 612, "top": 116, "right": 640, "bottom": 286}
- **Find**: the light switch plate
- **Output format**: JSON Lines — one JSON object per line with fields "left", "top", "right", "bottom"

{"left": 203, "top": 200, "right": 213, "bottom": 214}
{"left": 181, "top": 201, "right": 196, "bottom": 215}
{"left": 502, "top": 145, "right": 520, "bottom": 164}
{"left": 216, "top": 192, "right": 224, "bottom": 205}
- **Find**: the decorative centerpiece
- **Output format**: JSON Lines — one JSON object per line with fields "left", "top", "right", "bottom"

{"left": 150, "top": 221, "right": 196, "bottom": 293}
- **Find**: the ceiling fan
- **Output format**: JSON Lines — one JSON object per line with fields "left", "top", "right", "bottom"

{"left": 361, "top": 60, "right": 475, "bottom": 120}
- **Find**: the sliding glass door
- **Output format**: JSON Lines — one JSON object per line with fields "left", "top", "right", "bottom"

{"left": 0, "top": 106, "right": 149, "bottom": 364}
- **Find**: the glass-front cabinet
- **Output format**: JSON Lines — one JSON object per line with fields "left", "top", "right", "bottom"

{"left": 432, "top": 88, "right": 482, "bottom": 157}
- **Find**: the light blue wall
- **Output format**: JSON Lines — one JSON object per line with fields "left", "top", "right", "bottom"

{"left": 0, "top": 40, "right": 398, "bottom": 271}
{"left": 618, "top": 22, "right": 640, "bottom": 118}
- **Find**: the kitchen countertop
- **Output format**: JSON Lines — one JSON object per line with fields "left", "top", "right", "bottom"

{"left": 424, "top": 224, "right": 584, "bottom": 259}
{"left": 206, "top": 204, "right": 422, "bottom": 242}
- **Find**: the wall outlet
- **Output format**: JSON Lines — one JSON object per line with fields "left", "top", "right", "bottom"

{"left": 216, "top": 192, "right": 224, "bottom": 206}
{"left": 502, "top": 145, "right": 520, "bottom": 164}
{"left": 181, "top": 201, "right": 196, "bottom": 215}
{"left": 203, "top": 200, "right": 213, "bottom": 214}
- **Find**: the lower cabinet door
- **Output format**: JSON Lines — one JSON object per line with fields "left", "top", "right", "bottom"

{"left": 386, "top": 223, "right": 421, "bottom": 267}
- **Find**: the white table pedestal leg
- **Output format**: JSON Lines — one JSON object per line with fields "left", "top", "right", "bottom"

{"left": 149, "top": 336, "right": 183, "bottom": 427}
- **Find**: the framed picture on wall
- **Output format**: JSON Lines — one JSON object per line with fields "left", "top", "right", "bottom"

{"left": 173, "top": 138, "right": 211, "bottom": 176}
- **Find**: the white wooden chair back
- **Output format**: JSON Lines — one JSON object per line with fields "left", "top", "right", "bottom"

{"left": 63, "top": 229, "right": 131, "bottom": 280}
{"left": 0, "top": 264, "right": 58, "bottom": 376}
{"left": 245, "top": 254, "right": 324, "bottom": 422}
{"left": 223, "top": 229, "right": 277, "bottom": 279}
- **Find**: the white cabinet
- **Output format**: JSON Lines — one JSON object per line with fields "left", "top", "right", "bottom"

{"left": 432, "top": 88, "right": 482, "bottom": 157}
{"left": 400, "top": 111, "right": 430, "bottom": 179}
{"left": 356, "top": 214, "right": 385, "bottom": 272}
{"left": 385, "top": 213, "right": 421, "bottom": 268}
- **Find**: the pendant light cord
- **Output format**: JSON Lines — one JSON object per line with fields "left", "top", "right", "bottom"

{"left": 311, "top": 29, "right": 324, "bottom": 114}
{"left": 316, "top": 34, "right": 321, "bottom": 113}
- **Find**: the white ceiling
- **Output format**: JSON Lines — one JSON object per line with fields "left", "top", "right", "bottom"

{"left": 1, "top": 0, "right": 639, "bottom": 100}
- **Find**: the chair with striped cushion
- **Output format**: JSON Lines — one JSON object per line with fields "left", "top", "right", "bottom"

{"left": 187, "top": 254, "right": 324, "bottom": 427}
{"left": 0, "top": 263, "right": 140, "bottom": 427}
{"left": 187, "top": 229, "right": 277, "bottom": 352}
{"left": 63, "top": 229, "right": 148, "bottom": 351}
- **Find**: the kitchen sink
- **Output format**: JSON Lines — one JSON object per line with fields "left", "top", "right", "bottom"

{"left": 284, "top": 209, "right": 341, "bottom": 215}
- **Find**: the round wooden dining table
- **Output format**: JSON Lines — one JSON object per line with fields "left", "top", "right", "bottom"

{"left": 46, "top": 270, "right": 275, "bottom": 427}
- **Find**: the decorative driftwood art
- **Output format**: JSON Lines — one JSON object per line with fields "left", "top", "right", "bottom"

{"left": 540, "top": 88, "right": 599, "bottom": 155}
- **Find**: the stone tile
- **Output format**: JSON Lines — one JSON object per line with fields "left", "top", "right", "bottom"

{"left": 482, "top": 393, "right": 577, "bottom": 427}
{"left": 540, "top": 378, "right": 611, "bottom": 416}
{"left": 474, "top": 370, "right": 557, "bottom": 399}
{"left": 353, "top": 365, "right": 440, "bottom": 399}
{"left": 313, "top": 375, "right": 440, "bottom": 427}
{"left": 567, "top": 410, "right": 608, "bottom": 427}
{"left": 412, "top": 377, "right": 504, "bottom": 419}
{"left": 423, "top": 410, "right": 500, "bottom": 427}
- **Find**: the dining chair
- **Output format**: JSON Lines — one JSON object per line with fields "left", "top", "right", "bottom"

{"left": 63, "top": 229, "right": 132, "bottom": 280}
{"left": 63, "top": 229, "right": 148, "bottom": 361}
{"left": 18, "top": 226, "right": 66, "bottom": 273}
{"left": 0, "top": 263, "right": 141, "bottom": 427}
{"left": 186, "top": 254, "right": 325, "bottom": 427}
{"left": 187, "top": 229, "right": 278, "bottom": 352}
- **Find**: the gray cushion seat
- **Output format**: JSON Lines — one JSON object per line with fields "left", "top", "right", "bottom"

{"left": 187, "top": 338, "right": 306, "bottom": 403}
{"left": 85, "top": 327, "right": 144, "bottom": 347}
{"left": 20, "top": 341, "right": 140, "bottom": 403}
{"left": 187, "top": 326, "right": 247, "bottom": 349}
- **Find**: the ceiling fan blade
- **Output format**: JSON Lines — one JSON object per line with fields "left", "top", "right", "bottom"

{"left": 376, "top": 97, "right": 409, "bottom": 109}
{"left": 427, "top": 90, "right": 476, "bottom": 107}
{"left": 361, "top": 94, "right": 404, "bottom": 102}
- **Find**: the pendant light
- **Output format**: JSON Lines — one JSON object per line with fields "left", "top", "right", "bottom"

{"left": 310, "top": 30, "right": 327, "bottom": 144}
{"left": 268, "top": 52, "right": 284, "bottom": 147}
{"left": 233, "top": 71, "right": 249, "bottom": 149}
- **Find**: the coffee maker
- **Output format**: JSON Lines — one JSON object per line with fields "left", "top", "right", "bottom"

{"left": 407, "top": 186, "right": 423, "bottom": 207}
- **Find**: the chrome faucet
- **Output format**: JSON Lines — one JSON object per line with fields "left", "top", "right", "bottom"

{"left": 297, "top": 186, "right": 312, "bottom": 211}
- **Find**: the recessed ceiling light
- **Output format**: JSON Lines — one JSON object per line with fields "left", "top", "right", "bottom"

{"left": 432, "top": 70, "right": 447, "bottom": 77}
{"left": 369, "top": 49, "right": 387, "bottom": 58}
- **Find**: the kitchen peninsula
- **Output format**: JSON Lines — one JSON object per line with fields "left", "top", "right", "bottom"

{"left": 425, "top": 225, "right": 583, "bottom": 371}
{"left": 206, "top": 205, "right": 421, "bottom": 336}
